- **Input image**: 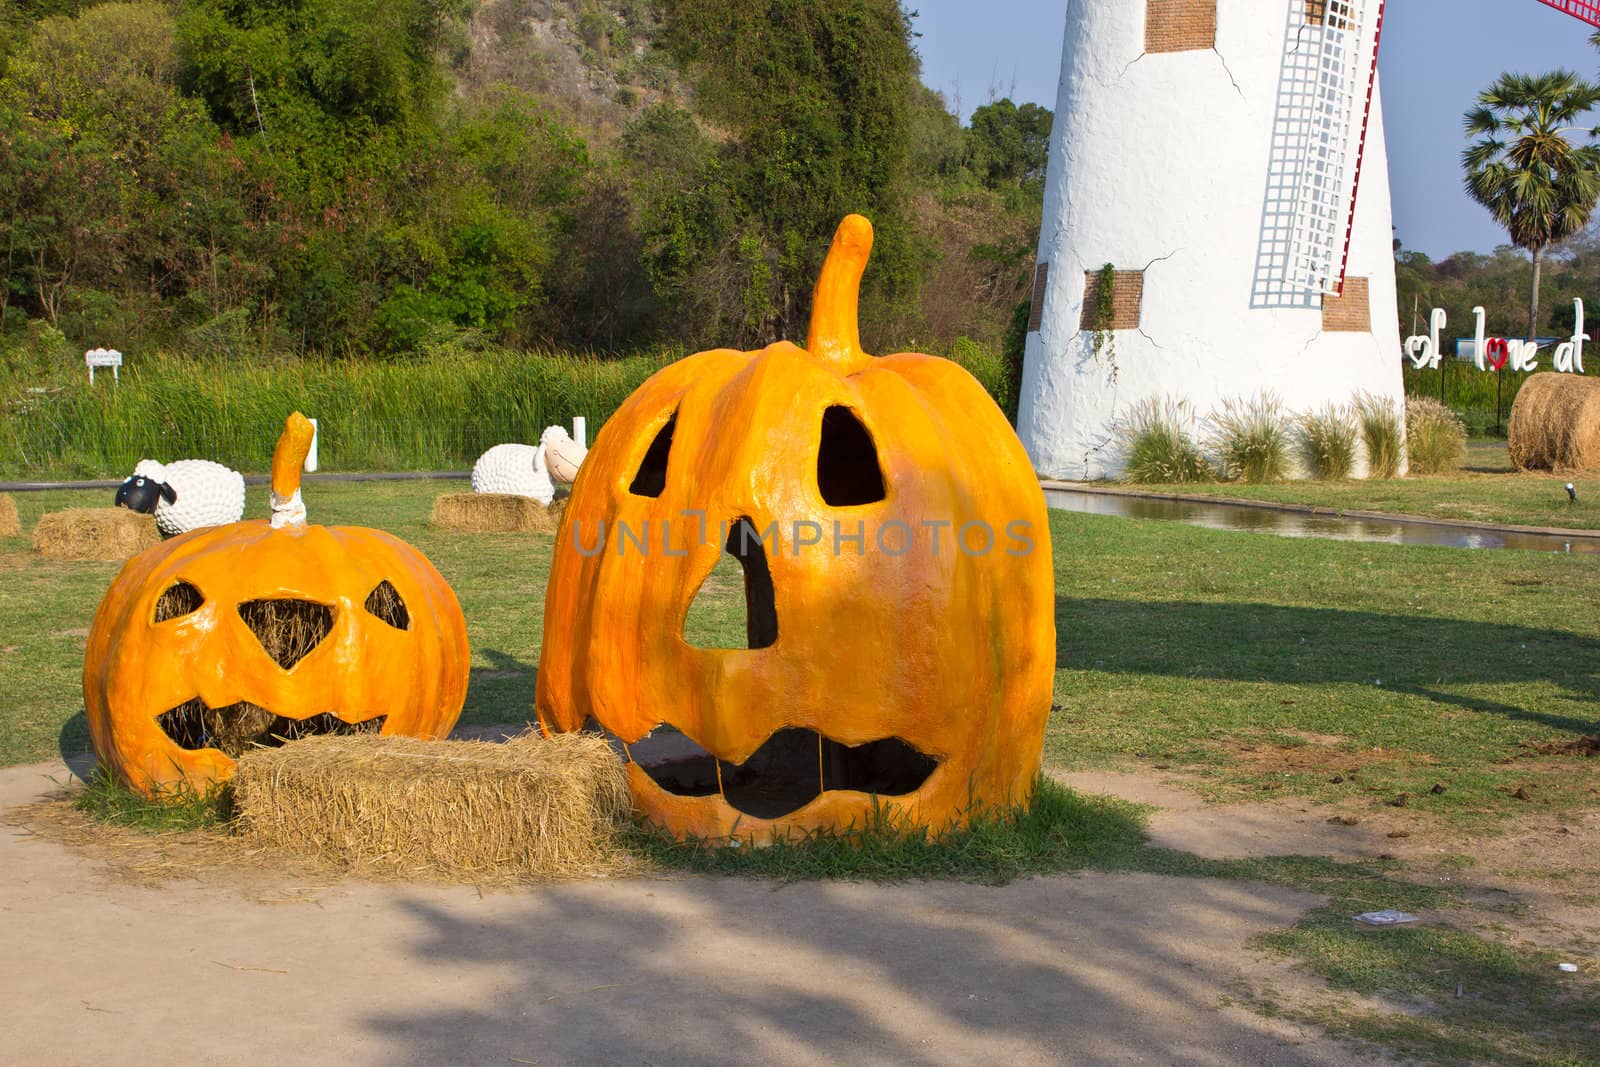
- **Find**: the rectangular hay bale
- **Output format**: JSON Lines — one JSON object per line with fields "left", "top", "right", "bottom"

{"left": 32, "top": 507, "right": 160, "bottom": 561}
{"left": 233, "top": 732, "right": 631, "bottom": 880}
{"left": 429, "top": 492, "right": 565, "bottom": 534}
{"left": 0, "top": 493, "right": 18, "bottom": 537}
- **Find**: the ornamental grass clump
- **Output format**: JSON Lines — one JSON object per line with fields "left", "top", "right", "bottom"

{"left": 1118, "top": 397, "right": 1212, "bottom": 484}
{"left": 1354, "top": 391, "right": 1404, "bottom": 478}
{"left": 1296, "top": 403, "right": 1357, "bottom": 480}
{"left": 1207, "top": 393, "right": 1290, "bottom": 483}
{"left": 1405, "top": 397, "right": 1468, "bottom": 475}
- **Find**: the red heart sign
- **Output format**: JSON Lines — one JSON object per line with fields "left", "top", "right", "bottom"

{"left": 1485, "top": 337, "right": 1509, "bottom": 371}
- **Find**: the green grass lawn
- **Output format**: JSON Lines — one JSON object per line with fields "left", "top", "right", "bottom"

{"left": 5, "top": 477, "right": 1596, "bottom": 825}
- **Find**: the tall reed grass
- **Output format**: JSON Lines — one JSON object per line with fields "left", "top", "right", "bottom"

{"left": 0, "top": 337, "right": 1018, "bottom": 479}
{"left": 1117, "top": 396, "right": 1212, "bottom": 484}
{"left": 1, "top": 346, "right": 681, "bottom": 477}
{"left": 1296, "top": 403, "right": 1357, "bottom": 480}
{"left": 1353, "top": 391, "right": 1403, "bottom": 478}
{"left": 1207, "top": 393, "right": 1290, "bottom": 483}
{"left": 1404, "top": 397, "right": 1468, "bottom": 475}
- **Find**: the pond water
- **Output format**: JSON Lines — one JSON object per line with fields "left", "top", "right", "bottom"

{"left": 1043, "top": 488, "right": 1600, "bottom": 555}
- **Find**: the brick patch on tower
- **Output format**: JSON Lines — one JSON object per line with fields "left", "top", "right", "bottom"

{"left": 1305, "top": 0, "right": 1354, "bottom": 30}
{"left": 1321, "top": 277, "right": 1370, "bottom": 332}
{"left": 1080, "top": 270, "right": 1145, "bottom": 332}
{"left": 1146, "top": 0, "right": 1217, "bottom": 53}
{"left": 1028, "top": 262, "right": 1049, "bottom": 332}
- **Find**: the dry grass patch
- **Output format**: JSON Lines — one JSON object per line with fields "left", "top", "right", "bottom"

{"left": 1508, "top": 372, "right": 1600, "bottom": 472}
{"left": 233, "top": 731, "right": 632, "bottom": 881}
{"left": 32, "top": 507, "right": 159, "bottom": 560}
{"left": 429, "top": 492, "right": 565, "bottom": 533}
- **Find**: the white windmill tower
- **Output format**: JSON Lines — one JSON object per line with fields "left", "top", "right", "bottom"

{"left": 1017, "top": 0, "right": 1600, "bottom": 481}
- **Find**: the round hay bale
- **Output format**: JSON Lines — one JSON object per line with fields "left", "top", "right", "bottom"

{"left": 1508, "top": 372, "right": 1600, "bottom": 471}
{"left": 232, "top": 732, "right": 632, "bottom": 880}
{"left": 0, "top": 493, "right": 18, "bottom": 537}
{"left": 429, "top": 492, "right": 566, "bottom": 534}
{"left": 32, "top": 508, "right": 160, "bottom": 561}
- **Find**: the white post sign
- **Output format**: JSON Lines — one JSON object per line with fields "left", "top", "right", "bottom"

{"left": 85, "top": 347, "right": 122, "bottom": 385}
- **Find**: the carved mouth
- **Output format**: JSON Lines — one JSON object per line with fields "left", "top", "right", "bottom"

{"left": 628, "top": 726, "right": 939, "bottom": 820}
{"left": 157, "top": 698, "right": 387, "bottom": 759}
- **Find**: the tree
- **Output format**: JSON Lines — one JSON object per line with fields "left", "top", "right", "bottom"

{"left": 655, "top": 0, "right": 921, "bottom": 347}
{"left": 1462, "top": 70, "right": 1600, "bottom": 340}
{"left": 966, "top": 98, "right": 1053, "bottom": 193}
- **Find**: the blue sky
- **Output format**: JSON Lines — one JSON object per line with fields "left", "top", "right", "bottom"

{"left": 909, "top": 1, "right": 1600, "bottom": 260}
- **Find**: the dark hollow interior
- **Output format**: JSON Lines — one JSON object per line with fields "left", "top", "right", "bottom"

{"left": 154, "top": 581, "right": 205, "bottom": 623}
{"left": 629, "top": 413, "right": 677, "bottom": 498}
{"left": 364, "top": 580, "right": 410, "bottom": 630}
{"left": 237, "top": 598, "right": 334, "bottom": 669}
{"left": 157, "top": 698, "right": 386, "bottom": 758}
{"left": 639, "top": 726, "right": 938, "bottom": 820}
{"left": 817, "top": 406, "right": 886, "bottom": 506}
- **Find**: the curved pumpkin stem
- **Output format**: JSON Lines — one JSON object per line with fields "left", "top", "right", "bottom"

{"left": 269, "top": 411, "right": 315, "bottom": 527}
{"left": 806, "top": 214, "right": 875, "bottom": 375}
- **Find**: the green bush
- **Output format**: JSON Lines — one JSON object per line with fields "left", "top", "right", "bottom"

{"left": 1118, "top": 396, "right": 1212, "bottom": 484}
{"left": 1405, "top": 396, "right": 1468, "bottom": 475}
{"left": 1354, "top": 391, "right": 1403, "bottom": 478}
{"left": 1207, "top": 393, "right": 1290, "bottom": 483}
{"left": 1296, "top": 403, "right": 1357, "bottom": 480}
{"left": 947, "top": 337, "right": 1013, "bottom": 420}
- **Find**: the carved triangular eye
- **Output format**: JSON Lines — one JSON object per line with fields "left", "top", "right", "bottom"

{"left": 818, "top": 406, "right": 885, "bottom": 506}
{"left": 364, "top": 580, "right": 410, "bottom": 631}
{"left": 238, "top": 599, "right": 334, "bottom": 669}
{"left": 629, "top": 412, "right": 677, "bottom": 498}
{"left": 154, "top": 581, "right": 204, "bottom": 623}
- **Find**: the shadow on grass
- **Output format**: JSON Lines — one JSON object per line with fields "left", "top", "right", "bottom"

{"left": 1057, "top": 597, "right": 1600, "bottom": 735}
{"left": 463, "top": 648, "right": 540, "bottom": 726}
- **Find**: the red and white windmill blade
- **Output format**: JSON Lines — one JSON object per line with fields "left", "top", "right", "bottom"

{"left": 1336, "top": 0, "right": 1600, "bottom": 293}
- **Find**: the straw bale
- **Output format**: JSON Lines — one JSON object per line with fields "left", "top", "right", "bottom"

{"left": 429, "top": 492, "right": 566, "bottom": 533}
{"left": 33, "top": 507, "right": 160, "bottom": 561}
{"left": 0, "top": 493, "right": 18, "bottom": 537}
{"left": 233, "top": 731, "right": 631, "bottom": 880}
{"left": 1508, "top": 372, "right": 1600, "bottom": 472}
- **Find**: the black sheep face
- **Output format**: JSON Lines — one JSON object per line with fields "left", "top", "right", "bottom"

{"left": 115, "top": 475, "right": 176, "bottom": 514}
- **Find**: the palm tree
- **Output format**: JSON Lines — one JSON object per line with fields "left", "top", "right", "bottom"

{"left": 1462, "top": 70, "right": 1600, "bottom": 341}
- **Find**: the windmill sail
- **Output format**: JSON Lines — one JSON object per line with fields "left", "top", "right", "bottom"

{"left": 1532, "top": 0, "right": 1600, "bottom": 26}
{"left": 1252, "top": 0, "right": 1382, "bottom": 306}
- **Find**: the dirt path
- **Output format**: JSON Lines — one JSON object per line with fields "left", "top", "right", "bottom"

{"left": 0, "top": 759, "right": 1387, "bottom": 1067}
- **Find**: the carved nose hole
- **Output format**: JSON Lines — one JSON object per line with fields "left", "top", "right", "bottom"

{"left": 684, "top": 517, "right": 777, "bottom": 650}
{"left": 363, "top": 580, "right": 410, "bottom": 630}
{"left": 238, "top": 599, "right": 334, "bottom": 670}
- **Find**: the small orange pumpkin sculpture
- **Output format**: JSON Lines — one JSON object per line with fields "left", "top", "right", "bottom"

{"left": 84, "top": 413, "right": 470, "bottom": 798}
{"left": 536, "top": 215, "right": 1054, "bottom": 842}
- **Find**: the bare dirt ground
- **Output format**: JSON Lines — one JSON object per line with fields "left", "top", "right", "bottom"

{"left": 0, "top": 758, "right": 1402, "bottom": 1067}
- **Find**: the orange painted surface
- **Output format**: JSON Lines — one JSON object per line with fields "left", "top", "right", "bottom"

{"left": 83, "top": 414, "right": 469, "bottom": 798}
{"left": 537, "top": 216, "right": 1055, "bottom": 843}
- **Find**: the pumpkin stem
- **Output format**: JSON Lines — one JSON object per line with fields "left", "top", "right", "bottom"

{"left": 270, "top": 411, "right": 315, "bottom": 527}
{"left": 805, "top": 214, "right": 874, "bottom": 374}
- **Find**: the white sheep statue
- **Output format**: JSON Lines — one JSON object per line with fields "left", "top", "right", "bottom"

{"left": 116, "top": 458, "right": 247, "bottom": 536}
{"left": 472, "top": 443, "right": 554, "bottom": 505}
{"left": 540, "top": 424, "right": 587, "bottom": 484}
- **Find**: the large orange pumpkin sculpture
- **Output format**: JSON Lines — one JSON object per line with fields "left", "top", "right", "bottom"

{"left": 536, "top": 215, "right": 1054, "bottom": 842}
{"left": 84, "top": 413, "right": 470, "bottom": 798}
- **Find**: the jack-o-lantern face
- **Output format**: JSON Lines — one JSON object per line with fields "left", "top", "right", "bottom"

{"left": 84, "top": 414, "right": 469, "bottom": 798}
{"left": 536, "top": 216, "right": 1054, "bottom": 842}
